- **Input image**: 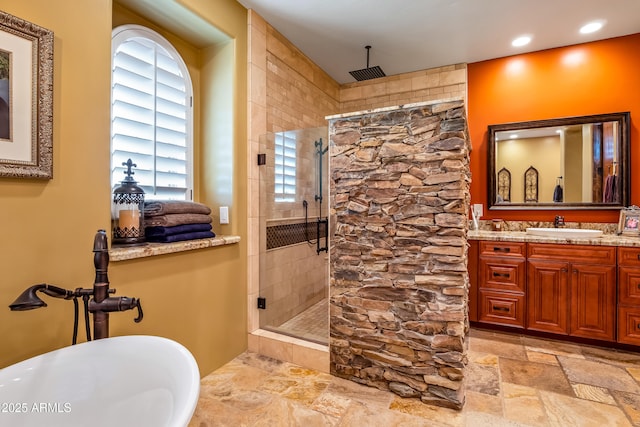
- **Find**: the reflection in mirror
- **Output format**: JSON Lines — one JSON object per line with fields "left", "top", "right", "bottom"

{"left": 497, "top": 167, "right": 511, "bottom": 202}
{"left": 524, "top": 166, "right": 538, "bottom": 202}
{"left": 488, "top": 112, "right": 630, "bottom": 210}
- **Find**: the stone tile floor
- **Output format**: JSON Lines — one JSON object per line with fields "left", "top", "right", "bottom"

{"left": 189, "top": 328, "right": 640, "bottom": 426}
{"left": 274, "top": 298, "right": 328, "bottom": 345}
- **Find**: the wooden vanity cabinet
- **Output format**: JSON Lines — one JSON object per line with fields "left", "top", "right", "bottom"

{"left": 617, "top": 247, "right": 640, "bottom": 345}
{"left": 526, "top": 258, "right": 569, "bottom": 335}
{"left": 477, "top": 241, "right": 526, "bottom": 328}
{"left": 527, "top": 244, "right": 616, "bottom": 341}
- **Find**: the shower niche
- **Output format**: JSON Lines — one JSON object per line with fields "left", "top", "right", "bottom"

{"left": 258, "top": 126, "right": 329, "bottom": 344}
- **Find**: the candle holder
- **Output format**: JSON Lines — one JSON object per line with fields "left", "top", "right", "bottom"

{"left": 112, "top": 159, "right": 145, "bottom": 246}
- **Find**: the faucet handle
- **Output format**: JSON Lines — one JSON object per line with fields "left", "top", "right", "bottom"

{"left": 117, "top": 296, "right": 143, "bottom": 323}
{"left": 133, "top": 299, "right": 143, "bottom": 323}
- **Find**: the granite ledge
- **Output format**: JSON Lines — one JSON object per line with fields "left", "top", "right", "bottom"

{"left": 109, "top": 235, "right": 241, "bottom": 261}
{"left": 325, "top": 97, "right": 463, "bottom": 120}
{"left": 468, "top": 230, "right": 640, "bottom": 247}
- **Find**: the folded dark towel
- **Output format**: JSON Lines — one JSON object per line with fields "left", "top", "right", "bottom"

{"left": 144, "top": 214, "right": 211, "bottom": 227}
{"left": 145, "top": 223, "right": 213, "bottom": 237}
{"left": 146, "top": 230, "right": 216, "bottom": 243}
{"left": 144, "top": 200, "right": 211, "bottom": 217}
{"left": 144, "top": 213, "right": 212, "bottom": 227}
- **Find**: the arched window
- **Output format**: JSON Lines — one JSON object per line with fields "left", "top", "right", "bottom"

{"left": 111, "top": 25, "right": 193, "bottom": 200}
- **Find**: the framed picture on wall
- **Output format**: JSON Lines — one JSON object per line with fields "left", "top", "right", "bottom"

{"left": 0, "top": 11, "right": 53, "bottom": 179}
{"left": 618, "top": 206, "right": 640, "bottom": 236}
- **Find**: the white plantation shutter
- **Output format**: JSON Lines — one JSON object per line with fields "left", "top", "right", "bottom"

{"left": 111, "top": 25, "right": 193, "bottom": 200}
{"left": 275, "top": 131, "right": 296, "bottom": 202}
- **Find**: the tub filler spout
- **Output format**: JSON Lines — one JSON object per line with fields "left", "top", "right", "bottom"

{"left": 9, "top": 229, "right": 143, "bottom": 344}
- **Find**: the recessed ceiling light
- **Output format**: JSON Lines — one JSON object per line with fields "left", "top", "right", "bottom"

{"left": 509, "top": 134, "right": 519, "bottom": 139}
{"left": 512, "top": 36, "right": 532, "bottom": 47}
{"left": 580, "top": 21, "right": 604, "bottom": 34}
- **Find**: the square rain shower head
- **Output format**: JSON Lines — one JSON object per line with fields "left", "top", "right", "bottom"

{"left": 349, "top": 45, "right": 386, "bottom": 81}
{"left": 349, "top": 65, "right": 386, "bottom": 81}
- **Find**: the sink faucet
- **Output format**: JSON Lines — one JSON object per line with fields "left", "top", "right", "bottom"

{"left": 9, "top": 230, "right": 143, "bottom": 343}
{"left": 554, "top": 215, "right": 565, "bottom": 228}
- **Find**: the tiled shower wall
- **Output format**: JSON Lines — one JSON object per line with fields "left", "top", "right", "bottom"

{"left": 260, "top": 127, "right": 329, "bottom": 221}
{"left": 340, "top": 65, "right": 467, "bottom": 112}
{"left": 261, "top": 243, "right": 327, "bottom": 330}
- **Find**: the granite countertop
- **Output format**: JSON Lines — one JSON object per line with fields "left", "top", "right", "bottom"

{"left": 109, "top": 235, "right": 241, "bottom": 261}
{"left": 468, "top": 230, "right": 640, "bottom": 247}
{"left": 325, "top": 97, "right": 462, "bottom": 120}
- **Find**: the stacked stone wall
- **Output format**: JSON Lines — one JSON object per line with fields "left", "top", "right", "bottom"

{"left": 328, "top": 99, "right": 470, "bottom": 409}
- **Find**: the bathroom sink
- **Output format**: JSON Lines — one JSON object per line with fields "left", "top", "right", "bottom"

{"left": 525, "top": 227, "right": 603, "bottom": 238}
{"left": 0, "top": 335, "right": 200, "bottom": 427}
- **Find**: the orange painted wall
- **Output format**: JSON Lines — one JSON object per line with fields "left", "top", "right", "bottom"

{"left": 468, "top": 33, "right": 640, "bottom": 223}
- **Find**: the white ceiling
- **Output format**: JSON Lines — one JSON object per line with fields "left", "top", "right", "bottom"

{"left": 236, "top": 0, "right": 640, "bottom": 84}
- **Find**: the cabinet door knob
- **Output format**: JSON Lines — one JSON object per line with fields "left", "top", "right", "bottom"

{"left": 572, "top": 269, "right": 578, "bottom": 274}
{"left": 561, "top": 268, "right": 568, "bottom": 273}
{"left": 637, "top": 254, "right": 640, "bottom": 260}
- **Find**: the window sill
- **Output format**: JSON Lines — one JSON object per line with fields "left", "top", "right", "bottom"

{"left": 109, "top": 235, "right": 241, "bottom": 261}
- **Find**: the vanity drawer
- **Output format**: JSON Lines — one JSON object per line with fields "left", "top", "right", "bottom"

{"left": 479, "top": 241, "right": 525, "bottom": 258}
{"left": 479, "top": 257, "right": 526, "bottom": 292}
{"left": 478, "top": 290, "right": 525, "bottom": 328}
{"left": 619, "top": 266, "right": 640, "bottom": 305}
{"left": 528, "top": 243, "right": 615, "bottom": 265}
{"left": 618, "top": 247, "right": 640, "bottom": 267}
{"left": 617, "top": 306, "right": 640, "bottom": 346}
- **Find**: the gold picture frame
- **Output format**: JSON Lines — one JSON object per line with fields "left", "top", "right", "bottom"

{"left": 618, "top": 206, "right": 640, "bottom": 236}
{"left": 0, "top": 11, "right": 53, "bottom": 179}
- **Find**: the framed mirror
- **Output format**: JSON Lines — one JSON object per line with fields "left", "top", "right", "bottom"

{"left": 488, "top": 112, "right": 630, "bottom": 210}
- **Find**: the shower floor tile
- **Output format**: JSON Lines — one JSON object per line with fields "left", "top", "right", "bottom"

{"left": 270, "top": 298, "right": 328, "bottom": 345}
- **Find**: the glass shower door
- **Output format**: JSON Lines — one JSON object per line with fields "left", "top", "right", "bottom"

{"left": 258, "top": 126, "right": 329, "bottom": 344}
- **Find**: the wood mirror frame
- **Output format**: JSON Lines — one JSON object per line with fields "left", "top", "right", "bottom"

{"left": 488, "top": 112, "right": 630, "bottom": 210}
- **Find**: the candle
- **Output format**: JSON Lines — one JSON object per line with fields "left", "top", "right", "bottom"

{"left": 119, "top": 209, "right": 140, "bottom": 232}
